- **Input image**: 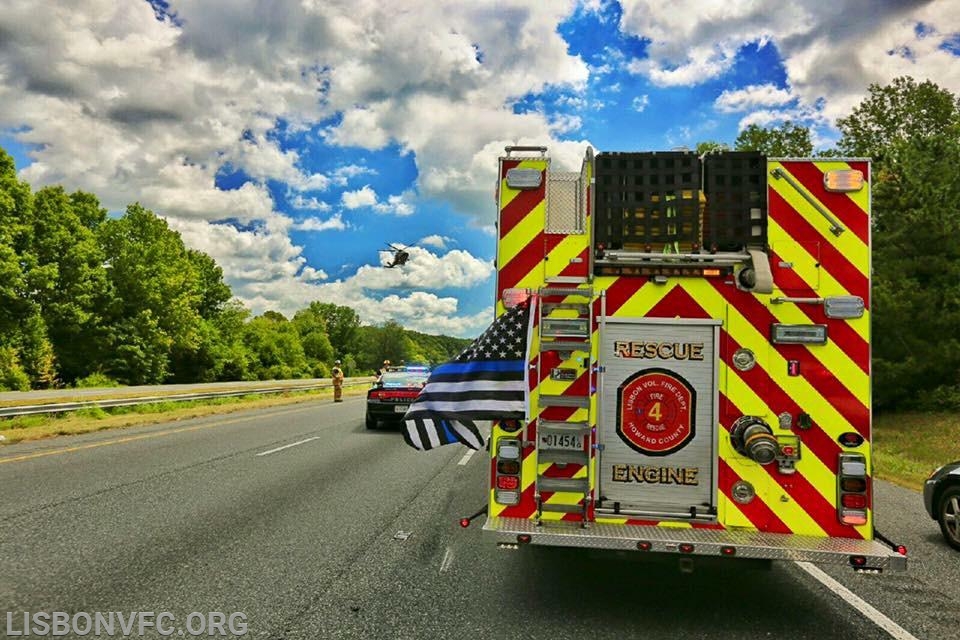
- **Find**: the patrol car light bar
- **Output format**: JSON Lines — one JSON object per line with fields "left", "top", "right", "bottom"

{"left": 770, "top": 323, "right": 828, "bottom": 345}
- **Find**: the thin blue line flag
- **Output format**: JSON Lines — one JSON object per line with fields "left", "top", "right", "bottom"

{"left": 403, "top": 299, "right": 535, "bottom": 451}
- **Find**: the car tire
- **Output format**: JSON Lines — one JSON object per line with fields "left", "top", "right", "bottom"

{"left": 365, "top": 412, "right": 377, "bottom": 430}
{"left": 937, "top": 485, "right": 960, "bottom": 551}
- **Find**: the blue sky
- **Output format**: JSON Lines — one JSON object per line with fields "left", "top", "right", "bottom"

{"left": 1, "top": 0, "right": 958, "bottom": 337}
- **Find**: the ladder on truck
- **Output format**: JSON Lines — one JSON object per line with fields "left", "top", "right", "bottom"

{"left": 535, "top": 285, "right": 594, "bottom": 527}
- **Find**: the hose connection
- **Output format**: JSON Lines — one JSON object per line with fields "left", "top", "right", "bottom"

{"left": 731, "top": 416, "right": 778, "bottom": 465}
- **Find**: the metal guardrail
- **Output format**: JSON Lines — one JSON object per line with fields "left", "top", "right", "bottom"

{"left": 0, "top": 378, "right": 373, "bottom": 418}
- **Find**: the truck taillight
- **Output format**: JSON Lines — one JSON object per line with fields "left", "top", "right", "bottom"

{"left": 495, "top": 438, "right": 522, "bottom": 505}
{"left": 497, "top": 460, "right": 520, "bottom": 475}
{"left": 838, "top": 452, "right": 869, "bottom": 525}
{"left": 842, "top": 494, "right": 867, "bottom": 509}
{"left": 842, "top": 511, "right": 868, "bottom": 526}
{"left": 840, "top": 477, "right": 867, "bottom": 492}
{"left": 497, "top": 476, "right": 520, "bottom": 490}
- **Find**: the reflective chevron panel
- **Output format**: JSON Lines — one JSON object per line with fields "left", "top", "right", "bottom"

{"left": 488, "top": 152, "right": 873, "bottom": 542}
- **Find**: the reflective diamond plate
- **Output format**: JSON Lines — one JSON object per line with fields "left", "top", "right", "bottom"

{"left": 482, "top": 517, "right": 906, "bottom": 570}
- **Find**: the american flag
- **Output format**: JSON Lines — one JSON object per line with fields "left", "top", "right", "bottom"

{"left": 402, "top": 298, "right": 536, "bottom": 451}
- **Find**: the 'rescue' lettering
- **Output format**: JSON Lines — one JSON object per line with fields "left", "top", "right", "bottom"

{"left": 613, "top": 341, "right": 704, "bottom": 361}
{"left": 610, "top": 464, "right": 700, "bottom": 485}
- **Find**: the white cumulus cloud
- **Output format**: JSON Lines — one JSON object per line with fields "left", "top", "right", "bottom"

{"left": 293, "top": 214, "right": 347, "bottom": 232}
{"left": 341, "top": 185, "right": 379, "bottom": 209}
{"left": 617, "top": 0, "right": 960, "bottom": 122}
{"left": 715, "top": 83, "right": 794, "bottom": 113}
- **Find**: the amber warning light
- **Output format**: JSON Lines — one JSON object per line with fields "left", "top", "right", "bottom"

{"left": 824, "top": 169, "right": 864, "bottom": 192}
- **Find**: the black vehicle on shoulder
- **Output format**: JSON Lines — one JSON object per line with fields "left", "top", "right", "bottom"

{"left": 924, "top": 461, "right": 960, "bottom": 551}
{"left": 365, "top": 366, "right": 430, "bottom": 430}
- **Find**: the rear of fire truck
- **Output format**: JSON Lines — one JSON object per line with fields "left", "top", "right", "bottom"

{"left": 482, "top": 145, "right": 907, "bottom": 572}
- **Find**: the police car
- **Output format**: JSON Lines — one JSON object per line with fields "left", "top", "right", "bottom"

{"left": 365, "top": 366, "right": 430, "bottom": 430}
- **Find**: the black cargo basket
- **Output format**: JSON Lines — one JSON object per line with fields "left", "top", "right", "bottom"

{"left": 702, "top": 151, "right": 767, "bottom": 251}
{"left": 594, "top": 151, "right": 702, "bottom": 252}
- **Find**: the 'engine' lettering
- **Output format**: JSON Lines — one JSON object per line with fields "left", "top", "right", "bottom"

{"left": 611, "top": 464, "right": 699, "bottom": 485}
{"left": 614, "top": 341, "right": 704, "bottom": 360}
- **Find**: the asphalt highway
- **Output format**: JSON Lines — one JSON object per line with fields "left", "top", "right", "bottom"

{"left": 1, "top": 398, "right": 957, "bottom": 639}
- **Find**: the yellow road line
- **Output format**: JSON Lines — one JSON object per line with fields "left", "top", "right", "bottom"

{"left": 0, "top": 402, "right": 336, "bottom": 465}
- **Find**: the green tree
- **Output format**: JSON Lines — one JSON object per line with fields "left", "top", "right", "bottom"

{"left": 70, "top": 190, "right": 108, "bottom": 230}
{"left": 98, "top": 204, "right": 206, "bottom": 383}
{"left": 188, "top": 249, "right": 232, "bottom": 318}
{"left": 107, "top": 310, "right": 172, "bottom": 385}
{"left": 209, "top": 300, "right": 254, "bottom": 381}
{"left": 0, "top": 147, "right": 59, "bottom": 389}
{"left": 695, "top": 140, "right": 729, "bottom": 155}
{"left": 303, "top": 302, "right": 360, "bottom": 361}
{"left": 16, "top": 314, "right": 58, "bottom": 388}
{"left": 734, "top": 122, "right": 813, "bottom": 156}
{"left": 0, "top": 346, "right": 30, "bottom": 391}
{"left": 243, "top": 313, "right": 309, "bottom": 380}
{"left": 836, "top": 76, "right": 960, "bottom": 160}
{"left": 30, "top": 186, "right": 110, "bottom": 383}
{"left": 167, "top": 251, "right": 236, "bottom": 383}
{"left": 365, "top": 321, "right": 413, "bottom": 367}
{"left": 872, "top": 133, "right": 960, "bottom": 410}
{"left": 404, "top": 330, "right": 472, "bottom": 365}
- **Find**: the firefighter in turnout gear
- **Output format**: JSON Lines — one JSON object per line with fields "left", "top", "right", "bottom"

{"left": 331, "top": 360, "right": 344, "bottom": 402}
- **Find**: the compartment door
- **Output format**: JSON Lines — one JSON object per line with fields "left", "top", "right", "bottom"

{"left": 597, "top": 319, "right": 719, "bottom": 518}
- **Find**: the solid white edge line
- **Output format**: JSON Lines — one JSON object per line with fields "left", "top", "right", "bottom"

{"left": 256, "top": 436, "right": 321, "bottom": 457}
{"left": 794, "top": 562, "right": 919, "bottom": 640}
{"left": 458, "top": 449, "right": 478, "bottom": 466}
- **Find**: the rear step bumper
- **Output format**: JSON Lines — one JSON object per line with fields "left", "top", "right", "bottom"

{"left": 483, "top": 516, "right": 907, "bottom": 571}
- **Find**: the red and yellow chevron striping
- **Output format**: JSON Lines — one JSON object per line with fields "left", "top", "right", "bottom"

{"left": 489, "top": 154, "right": 874, "bottom": 543}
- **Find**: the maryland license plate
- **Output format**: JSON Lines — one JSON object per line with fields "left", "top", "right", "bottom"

{"left": 394, "top": 404, "right": 409, "bottom": 413}
{"left": 538, "top": 433, "right": 583, "bottom": 450}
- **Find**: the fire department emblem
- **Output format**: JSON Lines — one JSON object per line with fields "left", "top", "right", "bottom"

{"left": 616, "top": 368, "right": 696, "bottom": 456}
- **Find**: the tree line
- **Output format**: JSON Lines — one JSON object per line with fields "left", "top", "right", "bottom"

{"left": 3, "top": 75, "right": 958, "bottom": 411}
{"left": 0, "top": 165, "right": 470, "bottom": 390}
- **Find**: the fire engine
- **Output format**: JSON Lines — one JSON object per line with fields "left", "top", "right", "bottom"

{"left": 480, "top": 145, "right": 907, "bottom": 571}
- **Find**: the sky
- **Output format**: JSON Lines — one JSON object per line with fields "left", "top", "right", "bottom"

{"left": 0, "top": 1, "right": 958, "bottom": 338}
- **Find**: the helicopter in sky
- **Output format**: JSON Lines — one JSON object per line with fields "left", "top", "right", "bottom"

{"left": 382, "top": 243, "right": 413, "bottom": 268}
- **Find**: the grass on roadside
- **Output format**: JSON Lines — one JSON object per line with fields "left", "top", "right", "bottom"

{"left": 0, "top": 386, "right": 368, "bottom": 445}
{"left": 873, "top": 412, "right": 960, "bottom": 491}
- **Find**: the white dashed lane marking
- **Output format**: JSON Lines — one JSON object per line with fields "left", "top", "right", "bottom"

{"left": 458, "top": 449, "right": 478, "bottom": 466}
{"left": 256, "top": 437, "right": 320, "bottom": 457}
